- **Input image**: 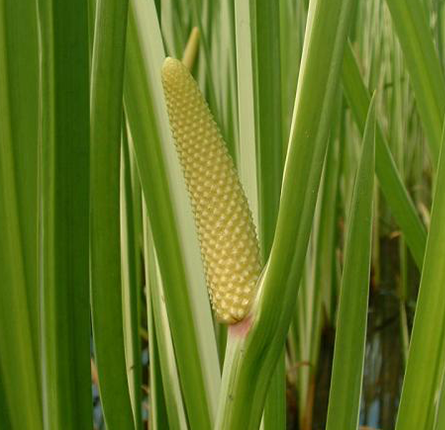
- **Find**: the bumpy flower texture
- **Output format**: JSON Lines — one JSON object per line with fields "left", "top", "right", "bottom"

{"left": 161, "top": 57, "right": 261, "bottom": 324}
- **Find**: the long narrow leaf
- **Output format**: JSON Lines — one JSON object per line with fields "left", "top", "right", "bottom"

{"left": 251, "top": 1, "right": 285, "bottom": 424}
{"left": 36, "top": 0, "right": 92, "bottom": 427}
{"left": 385, "top": 0, "right": 445, "bottom": 164}
{"left": 251, "top": 0, "right": 283, "bottom": 257}
{"left": 326, "top": 96, "right": 375, "bottom": 430}
{"left": 0, "top": 375, "right": 12, "bottom": 430}
{"left": 0, "top": 2, "right": 42, "bottom": 426}
{"left": 0, "top": 0, "right": 39, "bottom": 354}
{"left": 342, "top": 42, "right": 426, "bottom": 267}
{"left": 435, "top": 371, "right": 445, "bottom": 430}
{"left": 234, "top": 0, "right": 259, "bottom": 223}
{"left": 395, "top": 124, "right": 445, "bottom": 429}
{"left": 146, "top": 289, "right": 170, "bottom": 430}
{"left": 216, "top": 0, "right": 358, "bottom": 427}
{"left": 125, "top": 1, "right": 220, "bottom": 426}
{"left": 143, "top": 213, "right": 188, "bottom": 430}
{"left": 121, "top": 125, "right": 143, "bottom": 429}
{"left": 90, "top": 0, "right": 134, "bottom": 427}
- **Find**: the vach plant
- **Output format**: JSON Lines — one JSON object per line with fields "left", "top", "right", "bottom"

{"left": 161, "top": 55, "right": 262, "bottom": 325}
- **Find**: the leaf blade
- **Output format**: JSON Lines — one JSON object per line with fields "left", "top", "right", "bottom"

{"left": 37, "top": 0, "right": 93, "bottom": 426}
{"left": 385, "top": 0, "right": 445, "bottom": 164}
{"left": 125, "top": 1, "right": 220, "bottom": 426}
{"left": 89, "top": 0, "right": 135, "bottom": 427}
{"left": 342, "top": 42, "right": 426, "bottom": 267}
{"left": 326, "top": 96, "right": 375, "bottom": 430}
{"left": 395, "top": 124, "right": 445, "bottom": 429}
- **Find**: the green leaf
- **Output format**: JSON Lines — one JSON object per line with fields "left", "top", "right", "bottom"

{"left": 434, "top": 371, "right": 445, "bottom": 430}
{"left": 315, "top": 92, "right": 343, "bottom": 326}
{"left": 190, "top": 1, "right": 229, "bottom": 151}
{"left": 251, "top": 0, "right": 283, "bottom": 258}
{"left": 236, "top": 0, "right": 286, "bottom": 425}
{"left": 121, "top": 125, "right": 143, "bottom": 430}
{"left": 263, "top": 351, "right": 286, "bottom": 429}
{"left": 36, "top": 0, "right": 92, "bottom": 427}
{"left": 0, "top": 1, "right": 42, "bottom": 428}
{"left": 234, "top": 0, "right": 259, "bottom": 223}
{"left": 326, "top": 96, "right": 375, "bottom": 430}
{"left": 385, "top": 0, "right": 445, "bottom": 164}
{"left": 89, "top": 0, "right": 135, "bottom": 427}
{"left": 293, "top": 92, "right": 344, "bottom": 428}
{"left": 0, "top": 0, "right": 39, "bottom": 353}
{"left": 146, "top": 291, "right": 170, "bottom": 430}
{"left": 216, "top": 0, "right": 358, "bottom": 427}
{"left": 144, "top": 215, "right": 188, "bottom": 430}
{"left": 125, "top": 1, "right": 220, "bottom": 426}
{"left": 209, "top": 0, "right": 239, "bottom": 160}
{"left": 395, "top": 123, "right": 445, "bottom": 429}
{"left": 253, "top": 0, "right": 287, "bottom": 422}
{"left": 342, "top": 42, "right": 426, "bottom": 267}
{"left": 0, "top": 374, "right": 12, "bottom": 430}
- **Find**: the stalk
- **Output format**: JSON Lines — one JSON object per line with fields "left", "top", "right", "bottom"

{"left": 216, "top": 0, "right": 358, "bottom": 426}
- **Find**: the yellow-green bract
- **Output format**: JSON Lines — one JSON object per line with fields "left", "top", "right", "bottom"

{"left": 161, "top": 57, "right": 261, "bottom": 324}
